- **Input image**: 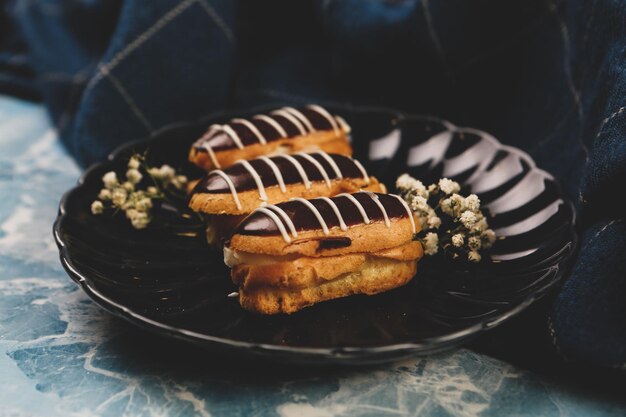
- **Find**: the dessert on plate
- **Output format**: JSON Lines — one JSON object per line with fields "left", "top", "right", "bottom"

{"left": 189, "top": 105, "right": 352, "bottom": 171}
{"left": 188, "top": 151, "right": 385, "bottom": 245}
{"left": 224, "top": 191, "right": 422, "bottom": 314}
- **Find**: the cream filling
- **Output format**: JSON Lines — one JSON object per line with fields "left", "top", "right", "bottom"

{"left": 223, "top": 242, "right": 419, "bottom": 268}
{"left": 223, "top": 247, "right": 300, "bottom": 267}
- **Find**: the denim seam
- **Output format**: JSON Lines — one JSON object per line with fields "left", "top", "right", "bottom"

{"left": 547, "top": 315, "right": 569, "bottom": 361}
{"left": 581, "top": 0, "right": 599, "bottom": 47}
{"left": 197, "top": 0, "right": 235, "bottom": 43}
{"left": 53, "top": 65, "right": 95, "bottom": 133}
{"left": 83, "top": 0, "right": 199, "bottom": 97}
{"left": 549, "top": 0, "right": 587, "bottom": 160}
{"left": 105, "top": 72, "right": 153, "bottom": 132}
{"left": 581, "top": 218, "right": 622, "bottom": 253}
{"left": 596, "top": 106, "right": 626, "bottom": 138}
{"left": 421, "top": 0, "right": 453, "bottom": 81}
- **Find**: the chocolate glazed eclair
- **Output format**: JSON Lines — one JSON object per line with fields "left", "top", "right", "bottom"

{"left": 189, "top": 105, "right": 352, "bottom": 171}
{"left": 188, "top": 151, "right": 386, "bottom": 245}
{"left": 224, "top": 191, "right": 423, "bottom": 315}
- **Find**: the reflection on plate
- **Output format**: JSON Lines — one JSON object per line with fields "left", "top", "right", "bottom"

{"left": 54, "top": 105, "right": 576, "bottom": 365}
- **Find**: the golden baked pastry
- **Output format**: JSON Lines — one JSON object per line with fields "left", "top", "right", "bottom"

{"left": 189, "top": 105, "right": 352, "bottom": 171}
{"left": 188, "top": 151, "right": 385, "bottom": 245}
{"left": 225, "top": 191, "right": 422, "bottom": 314}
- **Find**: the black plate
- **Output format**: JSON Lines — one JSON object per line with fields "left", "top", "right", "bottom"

{"left": 54, "top": 105, "right": 577, "bottom": 365}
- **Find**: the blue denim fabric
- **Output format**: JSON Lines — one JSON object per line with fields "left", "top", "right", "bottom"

{"left": 1, "top": 0, "right": 624, "bottom": 367}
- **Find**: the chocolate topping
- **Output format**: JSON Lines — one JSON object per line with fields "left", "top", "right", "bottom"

{"left": 193, "top": 105, "right": 342, "bottom": 153}
{"left": 192, "top": 153, "right": 367, "bottom": 195}
{"left": 317, "top": 236, "right": 352, "bottom": 250}
{"left": 235, "top": 192, "right": 410, "bottom": 236}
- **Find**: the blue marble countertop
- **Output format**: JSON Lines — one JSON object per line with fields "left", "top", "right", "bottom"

{"left": 1, "top": 94, "right": 624, "bottom": 417}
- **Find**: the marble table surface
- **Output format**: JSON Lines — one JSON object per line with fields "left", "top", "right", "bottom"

{"left": 1, "top": 94, "right": 625, "bottom": 417}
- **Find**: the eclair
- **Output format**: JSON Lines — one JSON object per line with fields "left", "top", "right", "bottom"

{"left": 188, "top": 151, "right": 386, "bottom": 244}
{"left": 224, "top": 191, "right": 423, "bottom": 314}
{"left": 189, "top": 105, "right": 352, "bottom": 171}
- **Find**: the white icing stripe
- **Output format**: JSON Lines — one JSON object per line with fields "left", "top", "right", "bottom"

{"left": 266, "top": 205, "right": 298, "bottom": 238}
{"left": 290, "top": 198, "right": 330, "bottom": 235}
{"left": 221, "top": 124, "right": 244, "bottom": 149}
{"left": 318, "top": 197, "right": 348, "bottom": 231}
{"left": 255, "top": 207, "right": 292, "bottom": 243}
{"left": 307, "top": 104, "right": 339, "bottom": 134}
{"left": 275, "top": 154, "right": 311, "bottom": 189}
{"left": 335, "top": 115, "right": 351, "bottom": 134}
{"left": 352, "top": 159, "right": 370, "bottom": 184}
{"left": 212, "top": 170, "right": 241, "bottom": 210}
{"left": 258, "top": 156, "right": 286, "bottom": 192}
{"left": 194, "top": 124, "right": 219, "bottom": 145}
{"left": 237, "top": 160, "right": 267, "bottom": 201}
{"left": 365, "top": 192, "right": 391, "bottom": 228}
{"left": 231, "top": 118, "right": 267, "bottom": 145}
{"left": 253, "top": 114, "right": 288, "bottom": 137}
{"left": 283, "top": 107, "right": 315, "bottom": 132}
{"left": 253, "top": 192, "right": 411, "bottom": 243}
{"left": 337, "top": 193, "right": 370, "bottom": 224}
{"left": 202, "top": 143, "right": 220, "bottom": 169}
{"left": 391, "top": 194, "right": 416, "bottom": 234}
{"left": 195, "top": 125, "right": 222, "bottom": 168}
{"left": 270, "top": 110, "right": 307, "bottom": 136}
{"left": 315, "top": 151, "right": 343, "bottom": 179}
{"left": 296, "top": 153, "right": 332, "bottom": 188}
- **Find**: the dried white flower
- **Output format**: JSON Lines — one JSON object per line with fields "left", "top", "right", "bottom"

{"left": 396, "top": 174, "right": 424, "bottom": 193}
{"left": 126, "top": 168, "right": 143, "bottom": 185}
{"left": 468, "top": 251, "right": 482, "bottom": 262}
{"left": 451, "top": 233, "right": 464, "bottom": 247}
{"left": 111, "top": 188, "right": 127, "bottom": 207}
{"left": 460, "top": 210, "right": 478, "bottom": 228}
{"left": 394, "top": 174, "right": 495, "bottom": 261}
{"left": 464, "top": 194, "right": 480, "bottom": 212}
{"left": 205, "top": 225, "right": 217, "bottom": 245}
{"left": 125, "top": 208, "right": 138, "bottom": 220}
{"left": 159, "top": 165, "right": 176, "bottom": 181}
{"left": 427, "top": 215, "right": 441, "bottom": 229}
{"left": 98, "top": 188, "right": 112, "bottom": 200}
{"left": 410, "top": 195, "right": 429, "bottom": 212}
{"left": 135, "top": 198, "right": 152, "bottom": 212}
{"left": 171, "top": 175, "right": 188, "bottom": 190}
{"left": 125, "top": 208, "right": 149, "bottom": 229}
{"left": 438, "top": 178, "right": 460, "bottom": 195}
{"left": 147, "top": 167, "right": 162, "bottom": 179}
{"left": 468, "top": 236, "right": 482, "bottom": 251}
{"left": 481, "top": 229, "right": 496, "bottom": 248}
{"left": 423, "top": 232, "right": 439, "bottom": 255}
{"left": 91, "top": 200, "right": 104, "bottom": 215}
{"left": 440, "top": 198, "right": 452, "bottom": 215}
{"left": 91, "top": 154, "right": 191, "bottom": 231}
{"left": 441, "top": 194, "right": 464, "bottom": 217}
{"left": 128, "top": 156, "right": 141, "bottom": 169}
{"left": 130, "top": 211, "right": 150, "bottom": 230}
{"left": 473, "top": 217, "right": 489, "bottom": 233}
{"left": 102, "top": 172, "right": 118, "bottom": 189}
{"left": 121, "top": 199, "right": 134, "bottom": 210}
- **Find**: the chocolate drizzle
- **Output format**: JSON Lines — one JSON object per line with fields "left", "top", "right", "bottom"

{"left": 317, "top": 236, "right": 352, "bottom": 250}
{"left": 193, "top": 153, "right": 368, "bottom": 195}
{"left": 235, "top": 192, "right": 412, "bottom": 238}
{"left": 193, "top": 105, "right": 346, "bottom": 153}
